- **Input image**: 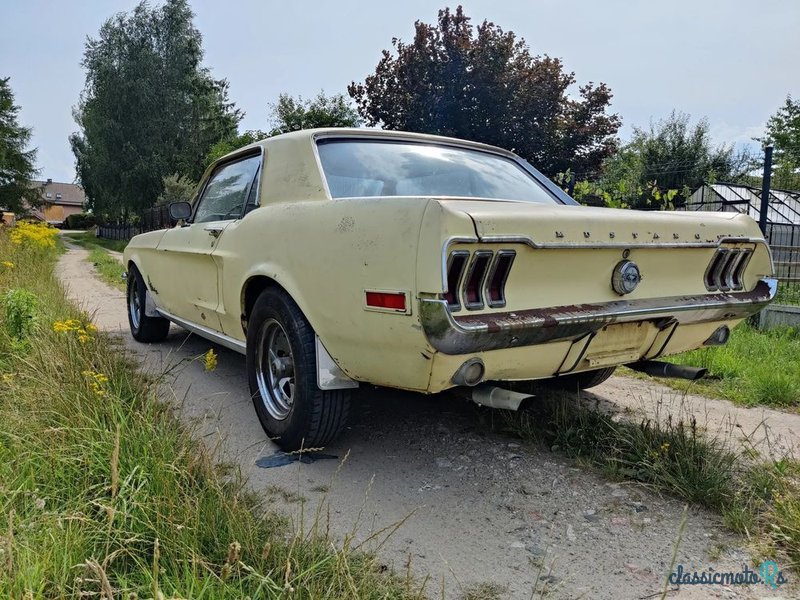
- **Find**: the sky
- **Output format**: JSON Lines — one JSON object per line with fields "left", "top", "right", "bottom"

{"left": 1, "top": 0, "right": 798, "bottom": 183}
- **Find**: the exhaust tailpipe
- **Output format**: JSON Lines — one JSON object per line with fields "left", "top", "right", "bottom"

{"left": 627, "top": 360, "right": 707, "bottom": 381}
{"left": 469, "top": 385, "right": 533, "bottom": 411}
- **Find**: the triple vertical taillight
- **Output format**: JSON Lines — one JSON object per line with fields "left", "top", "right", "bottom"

{"left": 704, "top": 247, "right": 753, "bottom": 292}
{"left": 444, "top": 249, "right": 515, "bottom": 311}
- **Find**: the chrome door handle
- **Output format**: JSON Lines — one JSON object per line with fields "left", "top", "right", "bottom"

{"left": 204, "top": 226, "right": 223, "bottom": 238}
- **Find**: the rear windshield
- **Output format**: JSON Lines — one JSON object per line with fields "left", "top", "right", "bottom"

{"left": 316, "top": 139, "right": 557, "bottom": 204}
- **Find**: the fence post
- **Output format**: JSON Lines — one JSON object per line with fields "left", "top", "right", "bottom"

{"left": 759, "top": 146, "right": 773, "bottom": 236}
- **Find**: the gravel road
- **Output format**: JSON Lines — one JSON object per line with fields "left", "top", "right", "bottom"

{"left": 57, "top": 243, "right": 797, "bottom": 600}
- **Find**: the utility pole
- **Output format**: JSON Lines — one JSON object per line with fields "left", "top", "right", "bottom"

{"left": 567, "top": 171, "right": 576, "bottom": 197}
{"left": 758, "top": 146, "right": 773, "bottom": 236}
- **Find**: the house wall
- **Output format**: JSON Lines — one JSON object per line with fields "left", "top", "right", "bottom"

{"left": 42, "top": 204, "right": 82, "bottom": 224}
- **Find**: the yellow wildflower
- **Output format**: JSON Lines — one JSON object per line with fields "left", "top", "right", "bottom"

{"left": 1, "top": 373, "right": 13, "bottom": 384}
{"left": 82, "top": 370, "right": 109, "bottom": 396}
{"left": 52, "top": 319, "right": 83, "bottom": 333}
{"left": 1, "top": 261, "right": 13, "bottom": 269}
{"left": 9, "top": 222, "right": 58, "bottom": 249}
{"left": 53, "top": 319, "right": 96, "bottom": 343}
{"left": 203, "top": 348, "right": 218, "bottom": 372}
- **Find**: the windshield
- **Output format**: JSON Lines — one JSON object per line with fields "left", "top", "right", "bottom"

{"left": 316, "top": 139, "right": 558, "bottom": 204}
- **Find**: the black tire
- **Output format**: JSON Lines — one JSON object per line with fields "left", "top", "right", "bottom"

{"left": 127, "top": 265, "right": 170, "bottom": 343}
{"left": 506, "top": 367, "right": 617, "bottom": 395}
{"left": 246, "top": 288, "right": 350, "bottom": 451}
{"left": 544, "top": 367, "right": 617, "bottom": 391}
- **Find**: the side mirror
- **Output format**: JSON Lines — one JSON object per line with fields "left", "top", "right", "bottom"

{"left": 168, "top": 201, "right": 192, "bottom": 221}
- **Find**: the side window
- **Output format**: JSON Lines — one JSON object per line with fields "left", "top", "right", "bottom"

{"left": 193, "top": 154, "right": 261, "bottom": 224}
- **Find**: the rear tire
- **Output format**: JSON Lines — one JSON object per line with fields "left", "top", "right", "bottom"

{"left": 546, "top": 367, "right": 617, "bottom": 391}
{"left": 127, "top": 266, "right": 170, "bottom": 343}
{"left": 507, "top": 367, "right": 617, "bottom": 394}
{"left": 246, "top": 288, "right": 350, "bottom": 451}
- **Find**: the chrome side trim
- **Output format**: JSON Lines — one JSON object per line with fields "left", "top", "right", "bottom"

{"left": 316, "top": 335, "right": 359, "bottom": 390}
{"left": 156, "top": 308, "right": 247, "bottom": 354}
{"left": 420, "top": 278, "right": 778, "bottom": 355}
{"left": 155, "top": 311, "right": 359, "bottom": 390}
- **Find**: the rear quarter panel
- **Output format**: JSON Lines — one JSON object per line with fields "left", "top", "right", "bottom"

{"left": 213, "top": 196, "right": 448, "bottom": 390}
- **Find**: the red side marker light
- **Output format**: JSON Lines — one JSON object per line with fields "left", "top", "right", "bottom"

{"left": 366, "top": 291, "right": 406, "bottom": 311}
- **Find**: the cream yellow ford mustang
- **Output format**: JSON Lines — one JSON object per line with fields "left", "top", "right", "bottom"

{"left": 123, "top": 128, "right": 776, "bottom": 450}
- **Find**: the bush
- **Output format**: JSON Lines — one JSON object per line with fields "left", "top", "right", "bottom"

{"left": 64, "top": 212, "right": 97, "bottom": 229}
{"left": 1, "top": 288, "right": 38, "bottom": 341}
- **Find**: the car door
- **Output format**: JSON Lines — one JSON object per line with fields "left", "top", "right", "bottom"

{"left": 153, "top": 152, "right": 261, "bottom": 330}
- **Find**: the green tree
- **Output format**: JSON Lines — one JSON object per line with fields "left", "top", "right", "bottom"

{"left": 157, "top": 173, "right": 197, "bottom": 204}
{"left": 348, "top": 6, "right": 620, "bottom": 177}
{"left": 762, "top": 95, "right": 800, "bottom": 190}
{"left": 70, "top": 0, "right": 240, "bottom": 222}
{"left": 202, "top": 91, "right": 359, "bottom": 169}
{"left": 597, "top": 111, "right": 752, "bottom": 209}
{"left": 0, "top": 77, "right": 39, "bottom": 214}
{"left": 268, "top": 92, "right": 361, "bottom": 136}
{"left": 204, "top": 130, "right": 266, "bottom": 166}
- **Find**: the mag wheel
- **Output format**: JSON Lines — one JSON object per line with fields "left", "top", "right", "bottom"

{"left": 126, "top": 266, "right": 170, "bottom": 343}
{"left": 246, "top": 288, "right": 350, "bottom": 450}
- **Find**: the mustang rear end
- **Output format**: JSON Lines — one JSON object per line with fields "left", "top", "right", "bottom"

{"left": 416, "top": 200, "right": 775, "bottom": 392}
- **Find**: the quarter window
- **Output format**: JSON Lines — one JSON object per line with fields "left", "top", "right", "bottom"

{"left": 194, "top": 154, "right": 261, "bottom": 224}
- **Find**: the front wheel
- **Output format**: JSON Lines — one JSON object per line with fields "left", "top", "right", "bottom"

{"left": 127, "top": 266, "right": 170, "bottom": 343}
{"left": 246, "top": 288, "right": 350, "bottom": 451}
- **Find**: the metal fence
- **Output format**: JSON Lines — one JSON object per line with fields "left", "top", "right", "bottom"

{"left": 97, "top": 223, "right": 141, "bottom": 240}
{"left": 768, "top": 237, "right": 800, "bottom": 305}
{"left": 140, "top": 203, "right": 175, "bottom": 232}
{"left": 97, "top": 204, "right": 176, "bottom": 242}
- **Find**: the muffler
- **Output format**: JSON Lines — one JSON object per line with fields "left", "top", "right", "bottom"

{"left": 627, "top": 360, "right": 707, "bottom": 381}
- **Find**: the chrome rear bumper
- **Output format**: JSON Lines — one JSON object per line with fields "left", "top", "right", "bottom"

{"left": 420, "top": 278, "right": 777, "bottom": 355}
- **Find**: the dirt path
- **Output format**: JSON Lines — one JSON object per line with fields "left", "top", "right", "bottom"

{"left": 591, "top": 378, "right": 800, "bottom": 461}
{"left": 56, "top": 243, "right": 796, "bottom": 600}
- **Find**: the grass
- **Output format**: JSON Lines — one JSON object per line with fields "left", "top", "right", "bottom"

{"left": 499, "top": 391, "right": 800, "bottom": 572}
{"left": 87, "top": 246, "right": 126, "bottom": 291}
{"left": 775, "top": 281, "right": 800, "bottom": 306}
{"left": 0, "top": 226, "right": 422, "bottom": 599}
{"left": 64, "top": 229, "right": 128, "bottom": 253}
{"left": 662, "top": 322, "right": 800, "bottom": 408}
